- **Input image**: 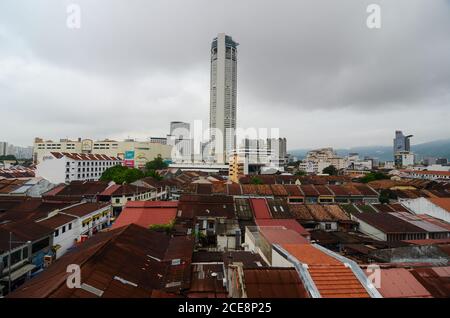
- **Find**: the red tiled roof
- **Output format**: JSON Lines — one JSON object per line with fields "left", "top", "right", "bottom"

{"left": 282, "top": 244, "right": 370, "bottom": 298}
{"left": 249, "top": 198, "right": 272, "bottom": 219}
{"left": 111, "top": 201, "right": 177, "bottom": 229}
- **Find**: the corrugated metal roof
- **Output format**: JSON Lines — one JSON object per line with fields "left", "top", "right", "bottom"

{"left": 368, "top": 268, "right": 432, "bottom": 298}
{"left": 111, "top": 201, "right": 177, "bottom": 229}
{"left": 249, "top": 198, "right": 271, "bottom": 219}
{"left": 243, "top": 268, "right": 309, "bottom": 298}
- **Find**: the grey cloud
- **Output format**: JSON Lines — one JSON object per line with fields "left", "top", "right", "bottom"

{"left": 0, "top": 0, "right": 449, "bottom": 148}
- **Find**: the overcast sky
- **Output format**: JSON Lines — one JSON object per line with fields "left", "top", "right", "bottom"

{"left": 1, "top": 0, "right": 449, "bottom": 149}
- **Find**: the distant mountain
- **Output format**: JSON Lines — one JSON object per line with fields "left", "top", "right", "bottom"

{"left": 289, "top": 138, "right": 450, "bottom": 162}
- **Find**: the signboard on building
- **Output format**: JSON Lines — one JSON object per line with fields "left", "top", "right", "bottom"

{"left": 124, "top": 151, "right": 135, "bottom": 167}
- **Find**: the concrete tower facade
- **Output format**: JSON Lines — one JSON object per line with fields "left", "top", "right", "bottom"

{"left": 209, "top": 33, "right": 238, "bottom": 163}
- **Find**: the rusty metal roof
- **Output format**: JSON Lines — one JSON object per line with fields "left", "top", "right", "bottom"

{"left": 243, "top": 268, "right": 309, "bottom": 298}
{"left": 9, "top": 224, "right": 193, "bottom": 298}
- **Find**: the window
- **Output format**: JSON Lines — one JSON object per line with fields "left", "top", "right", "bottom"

{"left": 62, "top": 225, "right": 66, "bottom": 233}
{"left": 23, "top": 247, "right": 29, "bottom": 259}
{"left": 54, "top": 229, "right": 59, "bottom": 237}
{"left": 115, "top": 198, "right": 120, "bottom": 203}
{"left": 11, "top": 249, "right": 22, "bottom": 265}
{"left": 325, "top": 223, "right": 332, "bottom": 230}
{"left": 32, "top": 237, "right": 50, "bottom": 253}
{"left": 69, "top": 223, "right": 72, "bottom": 230}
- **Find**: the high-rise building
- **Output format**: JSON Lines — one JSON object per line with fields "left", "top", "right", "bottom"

{"left": 0, "top": 142, "right": 7, "bottom": 156}
{"left": 393, "top": 130, "right": 413, "bottom": 153}
{"left": 169, "top": 121, "right": 190, "bottom": 140}
{"left": 168, "top": 121, "right": 192, "bottom": 163}
{"left": 210, "top": 33, "right": 238, "bottom": 164}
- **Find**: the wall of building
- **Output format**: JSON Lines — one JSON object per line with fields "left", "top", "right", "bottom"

{"left": 402, "top": 198, "right": 450, "bottom": 223}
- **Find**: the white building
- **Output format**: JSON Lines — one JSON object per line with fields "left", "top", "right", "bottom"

{"left": 401, "top": 197, "right": 450, "bottom": 223}
{"left": 36, "top": 152, "right": 122, "bottom": 184}
{"left": 299, "top": 148, "right": 346, "bottom": 174}
{"left": 394, "top": 151, "right": 415, "bottom": 167}
{"left": 33, "top": 137, "right": 173, "bottom": 167}
{"left": 210, "top": 33, "right": 238, "bottom": 164}
{"left": 38, "top": 202, "right": 112, "bottom": 259}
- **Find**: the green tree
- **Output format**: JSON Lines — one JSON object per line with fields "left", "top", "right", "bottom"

{"left": 250, "top": 176, "right": 263, "bottom": 185}
{"left": 295, "top": 170, "right": 307, "bottom": 176}
{"left": 0, "top": 155, "right": 17, "bottom": 161}
{"left": 145, "top": 169, "right": 163, "bottom": 181}
{"left": 100, "top": 165, "right": 144, "bottom": 184}
{"left": 322, "top": 165, "right": 338, "bottom": 176}
{"left": 379, "top": 189, "right": 396, "bottom": 204}
{"left": 360, "top": 172, "right": 389, "bottom": 183}
{"left": 145, "top": 155, "right": 168, "bottom": 172}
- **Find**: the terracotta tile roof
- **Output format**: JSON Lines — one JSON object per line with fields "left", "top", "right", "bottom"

{"left": 342, "top": 185, "right": 362, "bottom": 196}
{"left": 306, "top": 205, "right": 334, "bottom": 222}
{"left": 284, "top": 184, "right": 303, "bottom": 196}
{"left": 299, "top": 185, "right": 319, "bottom": 196}
{"left": 243, "top": 268, "right": 309, "bottom": 298}
{"left": 289, "top": 204, "right": 314, "bottom": 221}
{"left": 281, "top": 244, "right": 370, "bottom": 298}
{"left": 352, "top": 184, "right": 378, "bottom": 196}
{"left": 242, "top": 184, "right": 258, "bottom": 195}
{"left": 256, "top": 185, "right": 273, "bottom": 196}
{"left": 323, "top": 205, "right": 350, "bottom": 221}
{"left": 327, "top": 185, "right": 351, "bottom": 196}
{"left": 270, "top": 184, "right": 288, "bottom": 196}
{"left": 111, "top": 201, "right": 177, "bottom": 229}
{"left": 314, "top": 185, "right": 334, "bottom": 196}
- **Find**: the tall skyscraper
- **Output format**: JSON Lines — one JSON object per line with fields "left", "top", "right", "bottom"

{"left": 209, "top": 33, "right": 238, "bottom": 164}
{"left": 393, "top": 130, "right": 413, "bottom": 153}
